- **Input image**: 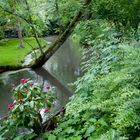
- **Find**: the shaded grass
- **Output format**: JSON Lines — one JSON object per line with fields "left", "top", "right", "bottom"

{"left": 0, "top": 37, "right": 47, "bottom": 66}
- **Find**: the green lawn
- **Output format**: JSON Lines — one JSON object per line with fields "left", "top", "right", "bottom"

{"left": 0, "top": 37, "right": 47, "bottom": 66}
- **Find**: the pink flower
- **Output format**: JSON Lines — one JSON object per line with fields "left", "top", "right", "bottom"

{"left": 44, "top": 108, "right": 49, "bottom": 113}
{"left": 24, "top": 88, "right": 28, "bottom": 92}
{"left": 30, "top": 82, "right": 33, "bottom": 87}
{"left": 8, "top": 103, "right": 14, "bottom": 110}
{"left": 18, "top": 99, "right": 23, "bottom": 104}
{"left": 20, "top": 78, "right": 27, "bottom": 84}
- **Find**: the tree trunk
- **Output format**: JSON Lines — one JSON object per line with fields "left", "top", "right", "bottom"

{"left": 17, "top": 18, "right": 24, "bottom": 48}
{"left": 31, "top": 0, "right": 92, "bottom": 68}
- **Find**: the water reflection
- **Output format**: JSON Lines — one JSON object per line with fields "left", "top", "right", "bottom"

{"left": 0, "top": 37, "right": 82, "bottom": 117}
{"left": 44, "top": 37, "right": 82, "bottom": 89}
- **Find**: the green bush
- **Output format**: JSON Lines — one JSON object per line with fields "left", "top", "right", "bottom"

{"left": 0, "top": 79, "right": 55, "bottom": 139}
{"left": 43, "top": 25, "right": 140, "bottom": 139}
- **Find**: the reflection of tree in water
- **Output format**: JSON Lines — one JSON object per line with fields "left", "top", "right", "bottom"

{"left": 0, "top": 80, "right": 12, "bottom": 116}
{"left": 1, "top": 70, "right": 35, "bottom": 85}
{"left": 44, "top": 37, "right": 82, "bottom": 89}
{"left": 35, "top": 68, "right": 72, "bottom": 113}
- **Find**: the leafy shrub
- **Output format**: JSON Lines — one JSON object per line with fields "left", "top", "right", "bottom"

{"left": 43, "top": 30, "right": 140, "bottom": 139}
{"left": 0, "top": 79, "right": 55, "bottom": 139}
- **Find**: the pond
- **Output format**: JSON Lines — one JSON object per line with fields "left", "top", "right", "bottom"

{"left": 0, "top": 37, "right": 82, "bottom": 118}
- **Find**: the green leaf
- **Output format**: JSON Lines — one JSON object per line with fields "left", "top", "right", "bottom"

{"left": 48, "top": 135, "right": 56, "bottom": 140}
{"left": 12, "top": 105, "right": 19, "bottom": 112}
{"left": 26, "top": 92, "right": 32, "bottom": 99}
{"left": 13, "top": 133, "right": 37, "bottom": 140}
{"left": 13, "top": 134, "right": 25, "bottom": 140}
{"left": 65, "top": 127, "right": 75, "bottom": 134}
{"left": 84, "top": 126, "right": 95, "bottom": 137}
{"left": 19, "top": 105, "right": 24, "bottom": 111}
{"left": 30, "top": 101, "right": 35, "bottom": 108}
{"left": 42, "top": 133, "right": 56, "bottom": 140}
{"left": 24, "top": 133, "right": 37, "bottom": 139}
{"left": 98, "top": 118, "right": 108, "bottom": 126}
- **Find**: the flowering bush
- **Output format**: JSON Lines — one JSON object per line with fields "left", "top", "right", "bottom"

{"left": 0, "top": 78, "right": 55, "bottom": 138}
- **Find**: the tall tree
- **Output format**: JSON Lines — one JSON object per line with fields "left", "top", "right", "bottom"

{"left": 0, "top": 0, "right": 46, "bottom": 52}
{"left": 8, "top": 0, "right": 25, "bottom": 48}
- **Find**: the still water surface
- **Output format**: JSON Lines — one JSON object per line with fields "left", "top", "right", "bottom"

{"left": 0, "top": 37, "right": 82, "bottom": 117}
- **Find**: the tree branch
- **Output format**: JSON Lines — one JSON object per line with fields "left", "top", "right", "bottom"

{"left": 0, "top": 5, "right": 30, "bottom": 24}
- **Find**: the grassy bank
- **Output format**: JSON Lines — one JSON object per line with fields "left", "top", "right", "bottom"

{"left": 0, "top": 37, "right": 47, "bottom": 66}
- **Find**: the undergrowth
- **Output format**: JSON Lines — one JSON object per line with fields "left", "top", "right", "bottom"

{"left": 42, "top": 21, "right": 140, "bottom": 140}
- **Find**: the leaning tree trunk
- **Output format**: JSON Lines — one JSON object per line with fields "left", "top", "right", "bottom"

{"left": 17, "top": 17, "right": 24, "bottom": 48}
{"left": 31, "top": 0, "right": 92, "bottom": 68}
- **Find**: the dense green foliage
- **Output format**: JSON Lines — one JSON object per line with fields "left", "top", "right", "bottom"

{"left": 46, "top": 0, "right": 140, "bottom": 32}
{"left": 0, "top": 79, "right": 55, "bottom": 139}
{"left": 93, "top": 0, "right": 140, "bottom": 29}
{"left": 45, "top": 30, "right": 140, "bottom": 140}
{"left": 42, "top": 18, "right": 140, "bottom": 139}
